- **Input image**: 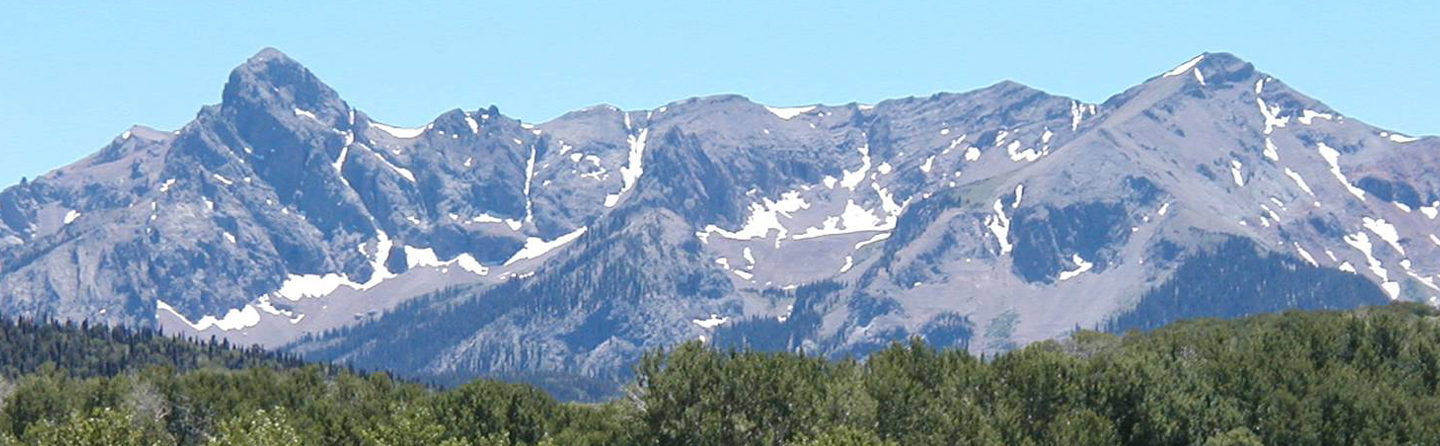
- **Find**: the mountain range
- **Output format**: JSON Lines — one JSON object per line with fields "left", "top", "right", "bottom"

{"left": 1, "top": 48, "right": 1433, "bottom": 388}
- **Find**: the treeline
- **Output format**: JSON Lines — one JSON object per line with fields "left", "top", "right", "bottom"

{"left": 0, "top": 314, "right": 314, "bottom": 379}
{"left": 1103, "top": 237, "right": 1388, "bottom": 333}
{"left": 7, "top": 303, "right": 1440, "bottom": 444}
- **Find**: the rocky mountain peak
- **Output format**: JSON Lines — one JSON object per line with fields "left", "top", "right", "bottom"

{"left": 221, "top": 48, "right": 347, "bottom": 124}
{"left": 2, "top": 48, "right": 1432, "bottom": 392}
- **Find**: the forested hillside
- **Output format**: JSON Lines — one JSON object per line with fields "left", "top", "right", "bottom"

{"left": 0, "top": 314, "right": 310, "bottom": 379}
{"left": 6, "top": 303, "right": 1440, "bottom": 445}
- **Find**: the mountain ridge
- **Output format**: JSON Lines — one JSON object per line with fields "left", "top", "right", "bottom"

{"left": 0, "top": 48, "right": 1433, "bottom": 384}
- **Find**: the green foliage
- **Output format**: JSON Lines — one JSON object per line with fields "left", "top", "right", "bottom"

{"left": 431, "top": 378, "right": 564, "bottom": 443}
{"left": 1044, "top": 410, "right": 1119, "bottom": 446}
{"left": 207, "top": 408, "right": 303, "bottom": 446}
{"left": 789, "top": 426, "right": 897, "bottom": 446}
{"left": 360, "top": 403, "right": 465, "bottom": 446}
{"left": 4, "top": 303, "right": 1440, "bottom": 445}
{"left": 1203, "top": 427, "right": 1262, "bottom": 446}
{"left": 633, "top": 341, "right": 835, "bottom": 446}
{"left": 19, "top": 407, "right": 157, "bottom": 446}
{"left": 0, "top": 314, "right": 314, "bottom": 381}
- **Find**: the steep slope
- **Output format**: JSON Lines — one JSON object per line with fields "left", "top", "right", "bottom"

{"left": 296, "top": 52, "right": 1427, "bottom": 383}
{"left": 2, "top": 50, "right": 1432, "bottom": 385}
{"left": 0, "top": 49, "right": 616, "bottom": 346}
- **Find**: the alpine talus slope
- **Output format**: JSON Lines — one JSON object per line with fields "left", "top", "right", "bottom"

{"left": 0, "top": 49, "right": 1431, "bottom": 382}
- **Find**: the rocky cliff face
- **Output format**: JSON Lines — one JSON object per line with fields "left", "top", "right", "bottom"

{"left": 2, "top": 50, "right": 1432, "bottom": 386}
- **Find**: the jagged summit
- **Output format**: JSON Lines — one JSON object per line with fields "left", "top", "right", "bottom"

{"left": 1133, "top": 52, "right": 1263, "bottom": 94}
{"left": 2, "top": 48, "right": 1435, "bottom": 389}
{"left": 221, "top": 48, "right": 344, "bottom": 117}
{"left": 247, "top": 47, "right": 296, "bottom": 65}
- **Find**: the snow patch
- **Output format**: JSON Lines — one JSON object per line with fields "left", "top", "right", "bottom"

{"left": 370, "top": 122, "right": 426, "bottom": 139}
{"left": 454, "top": 254, "right": 489, "bottom": 276}
{"left": 1295, "top": 243, "right": 1318, "bottom": 266}
{"left": 1163, "top": 54, "right": 1205, "bottom": 77}
{"left": 604, "top": 118, "right": 649, "bottom": 207}
{"left": 1382, "top": 282, "right": 1402, "bottom": 299}
{"left": 402, "top": 246, "right": 445, "bottom": 269}
{"left": 1256, "top": 98, "right": 1289, "bottom": 135}
{"left": 777, "top": 305, "right": 794, "bottom": 322}
{"left": 1229, "top": 160, "right": 1245, "bottom": 187}
{"left": 839, "top": 256, "right": 854, "bottom": 273}
{"left": 275, "top": 274, "right": 361, "bottom": 300}
{"left": 705, "top": 191, "right": 813, "bottom": 245}
{"left": 1344, "top": 231, "right": 1399, "bottom": 299}
{"left": 1362, "top": 217, "right": 1405, "bottom": 256}
{"left": 839, "top": 144, "right": 872, "bottom": 190}
{"left": 63, "top": 210, "right": 81, "bottom": 225}
{"left": 1389, "top": 133, "right": 1419, "bottom": 143}
{"left": 765, "top": 105, "right": 816, "bottom": 120}
{"left": 692, "top": 314, "right": 728, "bottom": 329}
{"left": 920, "top": 156, "right": 934, "bottom": 173}
{"left": 1057, "top": 255, "right": 1094, "bottom": 281}
{"left": 1069, "top": 101, "right": 1088, "bottom": 131}
{"left": 212, "top": 174, "right": 234, "bottom": 186}
{"left": 1283, "top": 168, "right": 1315, "bottom": 197}
{"left": 947, "top": 135, "right": 968, "bottom": 154}
{"left": 1263, "top": 138, "right": 1280, "bottom": 162}
{"left": 373, "top": 153, "right": 417, "bottom": 182}
{"left": 472, "top": 213, "right": 504, "bottom": 224}
{"left": 792, "top": 200, "right": 897, "bottom": 240}
{"left": 504, "top": 227, "right": 588, "bottom": 266}
{"left": 1408, "top": 271, "right": 1440, "bottom": 292}
{"left": 854, "top": 233, "right": 890, "bottom": 250}
{"left": 1317, "top": 143, "right": 1366, "bottom": 201}
{"left": 984, "top": 185, "right": 1023, "bottom": 255}
{"left": 252, "top": 295, "right": 301, "bottom": 323}
{"left": 523, "top": 142, "right": 537, "bottom": 222}
{"left": 1260, "top": 204, "right": 1281, "bottom": 223}
{"left": 1007, "top": 140, "right": 1042, "bottom": 162}
{"left": 1422, "top": 202, "right": 1439, "bottom": 219}
{"left": 464, "top": 115, "right": 480, "bottom": 134}
{"left": 964, "top": 146, "right": 982, "bottom": 161}
{"left": 1298, "top": 110, "right": 1334, "bottom": 125}
{"left": 156, "top": 300, "right": 261, "bottom": 332}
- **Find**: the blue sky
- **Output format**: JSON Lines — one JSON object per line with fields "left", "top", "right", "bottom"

{"left": 2, "top": 1, "right": 1436, "bottom": 185}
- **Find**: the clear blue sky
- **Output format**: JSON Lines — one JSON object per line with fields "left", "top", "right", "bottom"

{"left": 2, "top": 1, "right": 1436, "bottom": 185}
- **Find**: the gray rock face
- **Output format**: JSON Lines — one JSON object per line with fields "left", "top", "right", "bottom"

{"left": 1, "top": 50, "right": 1432, "bottom": 385}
